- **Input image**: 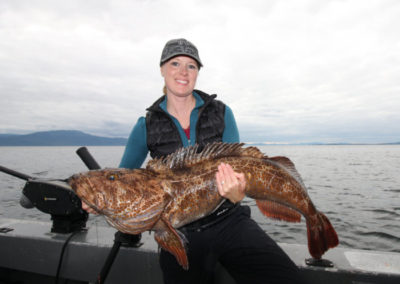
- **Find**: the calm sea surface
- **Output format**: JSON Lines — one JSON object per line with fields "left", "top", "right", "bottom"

{"left": 0, "top": 145, "right": 399, "bottom": 253}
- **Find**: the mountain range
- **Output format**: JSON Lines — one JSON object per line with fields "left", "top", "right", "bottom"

{"left": 0, "top": 130, "right": 128, "bottom": 146}
{"left": 0, "top": 130, "right": 398, "bottom": 146}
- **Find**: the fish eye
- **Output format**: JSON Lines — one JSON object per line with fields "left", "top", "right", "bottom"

{"left": 108, "top": 174, "right": 117, "bottom": 181}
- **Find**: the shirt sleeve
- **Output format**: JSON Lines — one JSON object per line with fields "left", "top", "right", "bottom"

{"left": 119, "top": 117, "right": 149, "bottom": 169}
{"left": 222, "top": 105, "right": 240, "bottom": 143}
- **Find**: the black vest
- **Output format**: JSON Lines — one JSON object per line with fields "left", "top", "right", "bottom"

{"left": 146, "top": 90, "right": 225, "bottom": 158}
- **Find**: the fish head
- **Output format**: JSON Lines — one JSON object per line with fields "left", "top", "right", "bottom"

{"left": 68, "top": 168, "right": 147, "bottom": 214}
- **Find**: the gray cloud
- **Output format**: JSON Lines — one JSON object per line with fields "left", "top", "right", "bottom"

{"left": 0, "top": 0, "right": 399, "bottom": 143}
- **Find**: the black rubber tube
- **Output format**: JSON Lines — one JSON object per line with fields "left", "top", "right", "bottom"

{"left": 0, "top": 165, "right": 32, "bottom": 181}
{"left": 76, "top": 147, "right": 101, "bottom": 170}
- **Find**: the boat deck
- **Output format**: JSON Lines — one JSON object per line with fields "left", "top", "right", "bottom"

{"left": 0, "top": 218, "right": 399, "bottom": 283}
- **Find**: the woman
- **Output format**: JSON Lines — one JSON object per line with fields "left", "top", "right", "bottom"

{"left": 87, "top": 38, "right": 304, "bottom": 284}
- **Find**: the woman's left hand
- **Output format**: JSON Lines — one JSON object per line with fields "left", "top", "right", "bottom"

{"left": 215, "top": 162, "right": 246, "bottom": 204}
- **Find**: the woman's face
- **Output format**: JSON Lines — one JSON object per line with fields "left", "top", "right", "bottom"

{"left": 161, "top": 56, "right": 199, "bottom": 98}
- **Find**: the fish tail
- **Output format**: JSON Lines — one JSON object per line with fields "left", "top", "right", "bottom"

{"left": 306, "top": 212, "right": 339, "bottom": 259}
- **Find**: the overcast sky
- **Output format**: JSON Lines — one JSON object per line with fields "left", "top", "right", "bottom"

{"left": 1, "top": 0, "right": 399, "bottom": 143}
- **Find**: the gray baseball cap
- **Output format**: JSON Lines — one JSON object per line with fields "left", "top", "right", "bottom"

{"left": 160, "top": 38, "right": 203, "bottom": 68}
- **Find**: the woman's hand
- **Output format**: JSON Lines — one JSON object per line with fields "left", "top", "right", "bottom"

{"left": 82, "top": 201, "right": 98, "bottom": 215}
{"left": 215, "top": 162, "right": 246, "bottom": 204}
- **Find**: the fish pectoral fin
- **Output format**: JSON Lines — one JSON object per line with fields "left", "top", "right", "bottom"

{"left": 256, "top": 200, "right": 301, "bottom": 223}
{"left": 154, "top": 217, "right": 189, "bottom": 270}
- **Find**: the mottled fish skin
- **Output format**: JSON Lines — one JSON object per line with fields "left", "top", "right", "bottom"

{"left": 158, "top": 163, "right": 225, "bottom": 228}
{"left": 68, "top": 142, "right": 339, "bottom": 269}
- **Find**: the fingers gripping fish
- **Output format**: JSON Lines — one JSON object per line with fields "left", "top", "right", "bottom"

{"left": 68, "top": 142, "right": 339, "bottom": 270}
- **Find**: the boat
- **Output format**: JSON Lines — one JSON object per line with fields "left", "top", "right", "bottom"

{"left": 1, "top": 216, "right": 399, "bottom": 284}
{"left": 1, "top": 147, "right": 399, "bottom": 283}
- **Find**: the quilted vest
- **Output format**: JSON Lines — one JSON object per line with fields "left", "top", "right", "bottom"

{"left": 146, "top": 90, "right": 225, "bottom": 158}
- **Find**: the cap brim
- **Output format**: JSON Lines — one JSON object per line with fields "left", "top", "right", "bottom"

{"left": 160, "top": 53, "right": 203, "bottom": 67}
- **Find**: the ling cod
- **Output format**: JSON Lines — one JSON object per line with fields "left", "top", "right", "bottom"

{"left": 68, "top": 142, "right": 339, "bottom": 269}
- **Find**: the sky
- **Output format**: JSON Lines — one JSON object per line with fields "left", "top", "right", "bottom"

{"left": 0, "top": 0, "right": 399, "bottom": 144}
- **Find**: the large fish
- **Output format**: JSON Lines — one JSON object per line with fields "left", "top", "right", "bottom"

{"left": 68, "top": 142, "right": 339, "bottom": 269}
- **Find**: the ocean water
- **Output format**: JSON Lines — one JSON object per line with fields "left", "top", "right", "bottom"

{"left": 0, "top": 145, "right": 399, "bottom": 254}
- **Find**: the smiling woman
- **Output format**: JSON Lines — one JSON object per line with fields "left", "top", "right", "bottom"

{"left": 160, "top": 56, "right": 199, "bottom": 130}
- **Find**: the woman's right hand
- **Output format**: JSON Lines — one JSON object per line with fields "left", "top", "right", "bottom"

{"left": 82, "top": 201, "right": 98, "bottom": 215}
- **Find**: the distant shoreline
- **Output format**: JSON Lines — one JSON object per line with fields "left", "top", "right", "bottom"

{"left": 0, "top": 130, "right": 398, "bottom": 146}
{"left": 0, "top": 130, "right": 127, "bottom": 146}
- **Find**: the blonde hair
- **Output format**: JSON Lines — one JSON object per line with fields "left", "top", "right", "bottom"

{"left": 163, "top": 85, "right": 167, "bottom": 95}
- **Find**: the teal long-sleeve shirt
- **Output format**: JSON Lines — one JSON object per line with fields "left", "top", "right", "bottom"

{"left": 119, "top": 92, "right": 240, "bottom": 169}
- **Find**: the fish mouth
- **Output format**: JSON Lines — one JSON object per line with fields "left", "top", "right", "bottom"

{"left": 67, "top": 174, "right": 96, "bottom": 202}
{"left": 67, "top": 174, "right": 84, "bottom": 191}
{"left": 66, "top": 175, "right": 77, "bottom": 190}
{"left": 67, "top": 174, "right": 120, "bottom": 215}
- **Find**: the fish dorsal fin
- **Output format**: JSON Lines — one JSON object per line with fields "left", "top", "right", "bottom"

{"left": 146, "top": 142, "right": 264, "bottom": 171}
{"left": 240, "top": 145, "right": 266, "bottom": 159}
{"left": 269, "top": 156, "right": 307, "bottom": 189}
